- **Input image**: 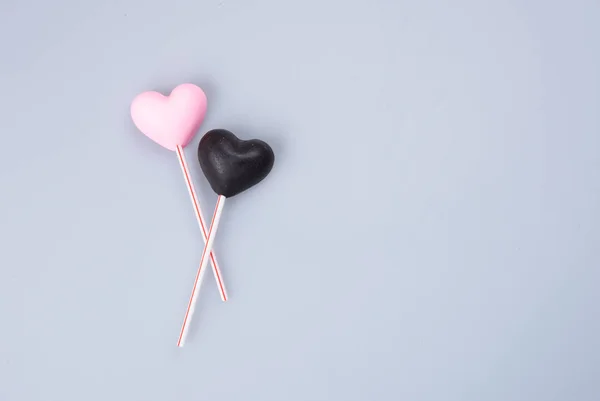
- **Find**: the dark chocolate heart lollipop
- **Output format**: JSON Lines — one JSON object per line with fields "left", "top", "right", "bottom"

{"left": 178, "top": 128, "right": 275, "bottom": 347}
{"left": 197, "top": 129, "right": 275, "bottom": 197}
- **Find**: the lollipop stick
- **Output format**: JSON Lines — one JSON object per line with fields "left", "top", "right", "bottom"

{"left": 177, "top": 195, "right": 227, "bottom": 347}
{"left": 175, "top": 145, "right": 228, "bottom": 302}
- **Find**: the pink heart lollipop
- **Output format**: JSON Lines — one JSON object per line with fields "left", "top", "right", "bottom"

{"left": 131, "top": 83, "right": 207, "bottom": 151}
{"left": 130, "top": 83, "right": 228, "bottom": 303}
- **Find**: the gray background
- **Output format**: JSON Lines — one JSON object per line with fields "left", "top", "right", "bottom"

{"left": 0, "top": 0, "right": 599, "bottom": 400}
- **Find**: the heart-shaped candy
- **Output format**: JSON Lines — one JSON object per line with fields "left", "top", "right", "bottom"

{"left": 198, "top": 129, "right": 275, "bottom": 197}
{"left": 131, "top": 83, "right": 207, "bottom": 151}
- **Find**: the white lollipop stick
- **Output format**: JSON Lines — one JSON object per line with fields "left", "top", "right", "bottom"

{"left": 177, "top": 195, "right": 226, "bottom": 347}
{"left": 175, "top": 145, "right": 228, "bottom": 302}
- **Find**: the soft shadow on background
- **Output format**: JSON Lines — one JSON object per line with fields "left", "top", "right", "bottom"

{"left": 0, "top": 1, "right": 599, "bottom": 400}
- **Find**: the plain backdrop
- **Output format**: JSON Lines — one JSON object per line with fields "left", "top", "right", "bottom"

{"left": 1, "top": 0, "right": 599, "bottom": 400}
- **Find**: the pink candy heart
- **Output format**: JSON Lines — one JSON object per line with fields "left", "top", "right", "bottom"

{"left": 131, "top": 83, "right": 208, "bottom": 151}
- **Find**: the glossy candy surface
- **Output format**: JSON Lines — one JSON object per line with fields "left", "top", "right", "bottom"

{"left": 131, "top": 83, "right": 207, "bottom": 151}
{"left": 197, "top": 129, "right": 275, "bottom": 197}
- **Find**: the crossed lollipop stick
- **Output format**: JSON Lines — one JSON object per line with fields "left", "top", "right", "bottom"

{"left": 131, "top": 85, "right": 274, "bottom": 347}
{"left": 175, "top": 144, "right": 228, "bottom": 301}
{"left": 177, "top": 129, "right": 274, "bottom": 346}
{"left": 132, "top": 84, "right": 228, "bottom": 302}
